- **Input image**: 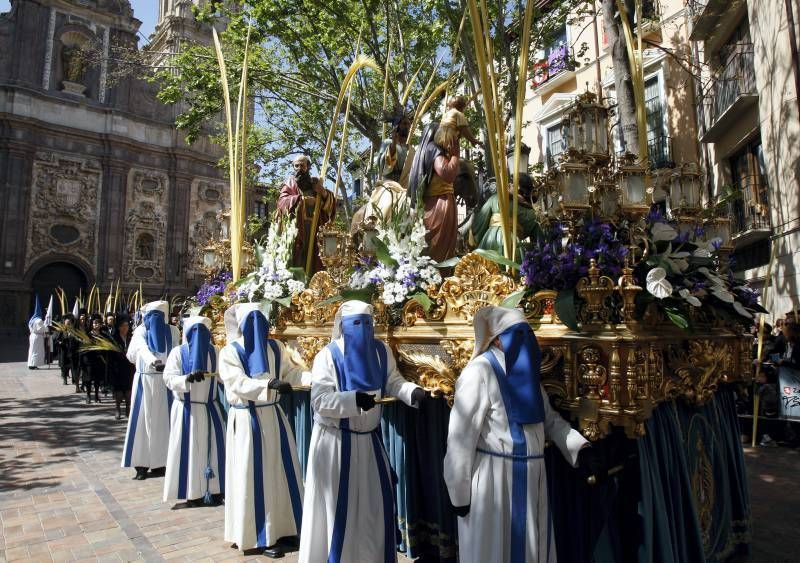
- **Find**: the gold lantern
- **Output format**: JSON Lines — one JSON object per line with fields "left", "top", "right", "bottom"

{"left": 618, "top": 160, "right": 649, "bottom": 215}
{"left": 558, "top": 160, "right": 592, "bottom": 212}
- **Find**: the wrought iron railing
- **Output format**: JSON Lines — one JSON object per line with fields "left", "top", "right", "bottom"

{"left": 730, "top": 175, "right": 771, "bottom": 235}
{"left": 712, "top": 45, "right": 756, "bottom": 121}
{"left": 647, "top": 135, "right": 674, "bottom": 169}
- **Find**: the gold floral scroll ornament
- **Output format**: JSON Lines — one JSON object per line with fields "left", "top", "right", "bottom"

{"left": 435, "top": 252, "right": 519, "bottom": 322}
{"left": 290, "top": 270, "right": 339, "bottom": 326}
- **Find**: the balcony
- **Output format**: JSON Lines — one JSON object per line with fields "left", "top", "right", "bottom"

{"left": 689, "top": 0, "right": 748, "bottom": 41}
{"left": 700, "top": 46, "right": 758, "bottom": 143}
{"left": 647, "top": 135, "right": 674, "bottom": 169}
{"left": 730, "top": 175, "right": 771, "bottom": 248}
{"left": 531, "top": 45, "right": 575, "bottom": 93}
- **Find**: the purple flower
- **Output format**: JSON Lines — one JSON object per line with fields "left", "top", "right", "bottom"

{"left": 711, "top": 239, "right": 722, "bottom": 251}
{"left": 646, "top": 206, "right": 665, "bottom": 225}
{"left": 694, "top": 225, "right": 705, "bottom": 238}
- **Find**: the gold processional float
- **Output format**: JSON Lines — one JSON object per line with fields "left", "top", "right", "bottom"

{"left": 195, "top": 5, "right": 757, "bottom": 445}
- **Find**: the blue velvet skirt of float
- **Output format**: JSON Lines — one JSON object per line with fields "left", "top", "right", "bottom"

{"left": 163, "top": 378, "right": 226, "bottom": 503}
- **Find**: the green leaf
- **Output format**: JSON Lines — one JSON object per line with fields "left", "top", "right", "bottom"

{"left": 664, "top": 307, "right": 690, "bottom": 330}
{"left": 409, "top": 291, "right": 433, "bottom": 312}
{"left": 373, "top": 237, "right": 398, "bottom": 268}
{"left": 555, "top": 289, "right": 579, "bottom": 331}
{"left": 319, "top": 294, "right": 344, "bottom": 306}
{"left": 288, "top": 267, "right": 307, "bottom": 283}
{"left": 274, "top": 296, "right": 292, "bottom": 308}
{"left": 475, "top": 248, "right": 521, "bottom": 269}
{"left": 435, "top": 256, "right": 462, "bottom": 268}
{"left": 501, "top": 289, "right": 526, "bottom": 308}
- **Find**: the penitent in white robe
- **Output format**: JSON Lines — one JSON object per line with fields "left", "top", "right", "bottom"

{"left": 219, "top": 338, "right": 309, "bottom": 550}
{"left": 443, "top": 347, "right": 588, "bottom": 563}
{"left": 27, "top": 318, "right": 47, "bottom": 368}
{"left": 121, "top": 324, "right": 180, "bottom": 469}
{"left": 162, "top": 347, "right": 226, "bottom": 502}
{"left": 298, "top": 339, "right": 420, "bottom": 563}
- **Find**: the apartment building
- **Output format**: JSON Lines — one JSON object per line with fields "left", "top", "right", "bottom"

{"left": 522, "top": 0, "right": 800, "bottom": 319}
{"left": 689, "top": 0, "right": 800, "bottom": 319}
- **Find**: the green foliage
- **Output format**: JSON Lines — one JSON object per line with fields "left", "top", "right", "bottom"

{"left": 155, "top": 0, "right": 589, "bottom": 188}
{"left": 555, "top": 288, "right": 579, "bottom": 331}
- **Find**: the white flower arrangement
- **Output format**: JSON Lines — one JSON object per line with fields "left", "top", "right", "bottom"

{"left": 349, "top": 205, "right": 441, "bottom": 307}
{"left": 235, "top": 214, "right": 306, "bottom": 306}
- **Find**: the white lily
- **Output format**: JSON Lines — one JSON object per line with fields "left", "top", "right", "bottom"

{"left": 646, "top": 267, "right": 673, "bottom": 299}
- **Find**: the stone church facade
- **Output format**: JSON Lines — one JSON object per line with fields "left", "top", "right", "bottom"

{"left": 0, "top": 0, "right": 227, "bottom": 338}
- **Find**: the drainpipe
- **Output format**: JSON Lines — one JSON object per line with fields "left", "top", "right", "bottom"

{"left": 593, "top": 0, "right": 603, "bottom": 94}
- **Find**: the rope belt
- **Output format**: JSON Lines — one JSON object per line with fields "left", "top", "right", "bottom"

{"left": 477, "top": 447, "right": 545, "bottom": 461}
{"left": 338, "top": 425, "right": 380, "bottom": 435}
{"left": 231, "top": 401, "right": 278, "bottom": 409}
{"left": 174, "top": 397, "right": 213, "bottom": 406}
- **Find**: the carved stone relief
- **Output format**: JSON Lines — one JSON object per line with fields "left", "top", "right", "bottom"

{"left": 26, "top": 152, "right": 102, "bottom": 271}
{"left": 188, "top": 179, "right": 228, "bottom": 275}
{"left": 124, "top": 169, "right": 169, "bottom": 282}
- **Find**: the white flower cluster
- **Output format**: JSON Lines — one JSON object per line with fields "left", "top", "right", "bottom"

{"left": 350, "top": 214, "right": 441, "bottom": 306}
{"left": 236, "top": 216, "right": 306, "bottom": 304}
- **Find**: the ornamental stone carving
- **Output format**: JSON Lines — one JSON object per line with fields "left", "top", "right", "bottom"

{"left": 26, "top": 152, "right": 102, "bottom": 271}
{"left": 188, "top": 179, "right": 228, "bottom": 276}
{"left": 124, "top": 169, "right": 169, "bottom": 282}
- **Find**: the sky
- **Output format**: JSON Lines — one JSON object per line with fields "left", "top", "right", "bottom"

{"left": 0, "top": 0, "right": 157, "bottom": 46}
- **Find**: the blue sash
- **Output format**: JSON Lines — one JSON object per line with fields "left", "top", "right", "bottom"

{"left": 231, "top": 339, "right": 302, "bottom": 547}
{"left": 326, "top": 342, "right": 394, "bottom": 563}
{"left": 483, "top": 350, "right": 551, "bottom": 563}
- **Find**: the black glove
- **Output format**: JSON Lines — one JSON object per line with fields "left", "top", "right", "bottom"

{"left": 578, "top": 446, "right": 606, "bottom": 485}
{"left": 187, "top": 371, "right": 206, "bottom": 383}
{"left": 268, "top": 378, "right": 292, "bottom": 394}
{"left": 410, "top": 387, "right": 427, "bottom": 405}
{"left": 153, "top": 361, "right": 165, "bottom": 373}
{"left": 451, "top": 504, "right": 470, "bottom": 518}
{"left": 355, "top": 392, "right": 376, "bottom": 411}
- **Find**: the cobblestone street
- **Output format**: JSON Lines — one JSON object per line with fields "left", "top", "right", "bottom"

{"left": 1, "top": 359, "right": 799, "bottom": 562}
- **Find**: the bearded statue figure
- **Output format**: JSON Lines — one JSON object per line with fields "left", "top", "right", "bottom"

{"left": 276, "top": 155, "right": 336, "bottom": 274}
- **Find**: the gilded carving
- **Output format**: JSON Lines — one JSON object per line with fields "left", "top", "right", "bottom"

{"left": 290, "top": 271, "right": 339, "bottom": 325}
{"left": 296, "top": 336, "right": 327, "bottom": 370}
{"left": 440, "top": 339, "right": 473, "bottom": 373}
{"left": 665, "top": 339, "right": 733, "bottom": 405}
{"left": 434, "top": 253, "right": 518, "bottom": 321}
{"left": 576, "top": 259, "right": 614, "bottom": 324}
{"left": 26, "top": 152, "right": 101, "bottom": 270}
{"left": 397, "top": 348, "right": 458, "bottom": 406}
{"left": 578, "top": 345, "right": 607, "bottom": 400}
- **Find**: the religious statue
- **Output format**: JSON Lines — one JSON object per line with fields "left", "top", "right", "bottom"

{"left": 276, "top": 155, "right": 336, "bottom": 274}
{"left": 469, "top": 174, "right": 540, "bottom": 260}
{"left": 376, "top": 106, "right": 414, "bottom": 185}
{"left": 61, "top": 44, "right": 87, "bottom": 84}
{"left": 407, "top": 123, "right": 460, "bottom": 263}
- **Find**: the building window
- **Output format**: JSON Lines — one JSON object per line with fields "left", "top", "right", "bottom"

{"left": 545, "top": 123, "right": 565, "bottom": 168}
{"left": 728, "top": 137, "right": 770, "bottom": 235}
{"left": 644, "top": 74, "right": 672, "bottom": 168}
{"left": 254, "top": 200, "right": 268, "bottom": 218}
{"left": 533, "top": 25, "right": 570, "bottom": 88}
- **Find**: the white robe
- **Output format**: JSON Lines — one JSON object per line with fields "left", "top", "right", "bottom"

{"left": 27, "top": 318, "right": 47, "bottom": 368}
{"left": 219, "top": 337, "right": 308, "bottom": 550}
{"left": 298, "top": 339, "right": 420, "bottom": 563}
{"left": 121, "top": 324, "right": 180, "bottom": 469}
{"left": 162, "top": 347, "right": 226, "bottom": 502}
{"left": 443, "top": 347, "right": 589, "bottom": 563}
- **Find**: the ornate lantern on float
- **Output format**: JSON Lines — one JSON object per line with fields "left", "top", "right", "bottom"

{"left": 592, "top": 168, "right": 620, "bottom": 219}
{"left": 564, "top": 91, "right": 609, "bottom": 157}
{"left": 618, "top": 159, "right": 649, "bottom": 215}
{"left": 557, "top": 160, "right": 592, "bottom": 213}
{"left": 359, "top": 218, "right": 380, "bottom": 258}
{"left": 670, "top": 163, "right": 702, "bottom": 213}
